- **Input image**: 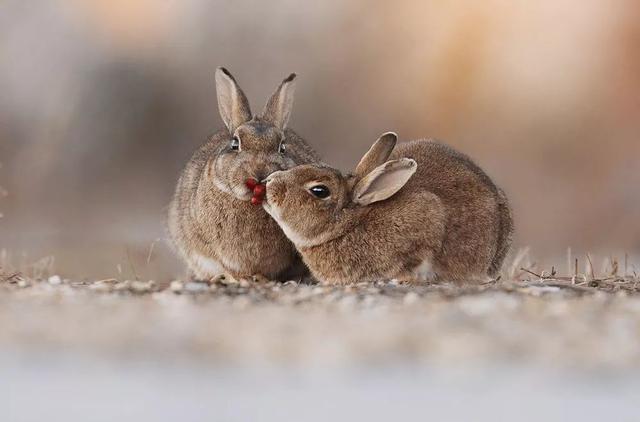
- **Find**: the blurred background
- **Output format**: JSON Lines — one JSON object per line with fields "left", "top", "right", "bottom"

{"left": 1, "top": 0, "right": 639, "bottom": 278}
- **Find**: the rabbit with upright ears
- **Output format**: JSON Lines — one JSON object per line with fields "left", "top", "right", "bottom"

{"left": 263, "top": 133, "right": 513, "bottom": 284}
{"left": 168, "top": 67, "right": 319, "bottom": 281}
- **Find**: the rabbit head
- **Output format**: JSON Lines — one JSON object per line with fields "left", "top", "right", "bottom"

{"left": 209, "top": 67, "right": 302, "bottom": 201}
{"left": 263, "top": 132, "right": 417, "bottom": 248}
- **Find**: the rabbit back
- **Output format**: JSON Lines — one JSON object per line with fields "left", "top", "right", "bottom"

{"left": 391, "top": 140, "right": 513, "bottom": 280}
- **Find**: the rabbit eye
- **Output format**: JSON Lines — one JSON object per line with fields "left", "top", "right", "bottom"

{"left": 230, "top": 136, "right": 240, "bottom": 151}
{"left": 278, "top": 142, "right": 286, "bottom": 154}
{"left": 309, "top": 185, "right": 330, "bottom": 199}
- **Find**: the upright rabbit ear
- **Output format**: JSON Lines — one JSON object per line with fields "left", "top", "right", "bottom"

{"left": 352, "top": 158, "right": 417, "bottom": 206}
{"left": 354, "top": 132, "right": 398, "bottom": 179}
{"left": 261, "top": 73, "right": 297, "bottom": 130}
{"left": 215, "top": 67, "right": 252, "bottom": 133}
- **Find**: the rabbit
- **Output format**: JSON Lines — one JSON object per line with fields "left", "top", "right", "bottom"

{"left": 168, "top": 67, "right": 320, "bottom": 281}
{"left": 262, "top": 132, "right": 513, "bottom": 284}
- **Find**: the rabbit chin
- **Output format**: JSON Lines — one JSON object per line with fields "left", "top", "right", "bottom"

{"left": 262, "top": 200, "right": 332, "bottom": 249}
{"left": 262, "top": 201, "right": 309, "bottom": 248}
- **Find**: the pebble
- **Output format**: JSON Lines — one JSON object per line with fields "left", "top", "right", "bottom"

{"left": 403, "top": 292, "right": 420, "bottom": 305}
{"left": 48, "top": 275, "right": 62, "bottom": 285}
{"left": 130, "top": 280, "right": 155, "bottom": 293}
{"left": 113, "top": 281, "right": 131, "bottom": 291}
{"left": 170, "top": 280, "right": 184, "bottom": 292}
{"left": 90, "top": 281, "right": 112, "bottom": 292}
{"left": 525, "top": 285, "right": 561, "bottom": 296}
{"left": 184, "top": 281, "right": 209, "bottom": 293}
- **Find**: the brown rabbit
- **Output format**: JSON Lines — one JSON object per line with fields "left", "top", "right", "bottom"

{"left": 262, "top": 133, "right": 513, "bottom": 284}
{"left": 168, "top": 68, "right": 319, "bottom": 281}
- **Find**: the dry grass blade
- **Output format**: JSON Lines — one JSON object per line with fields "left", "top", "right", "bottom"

{"left": 0, "top": 271, "right": 23, "bottom": 284}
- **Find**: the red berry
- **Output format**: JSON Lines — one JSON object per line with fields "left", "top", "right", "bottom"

{"left": 253, "top": 184, "right": 266, "bottom": 197}
{"left": 245, "top": 178, "right": 258, "bottom": 190}
{"left": 250, "top": 196, "right": 262, "bottom": 206}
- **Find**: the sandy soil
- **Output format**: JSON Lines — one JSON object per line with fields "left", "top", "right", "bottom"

{"left": 2, "top": 265, "right": 640, "bottom": 421}
{"left": 2, "top": 273, "right": 639, "bottom": 369}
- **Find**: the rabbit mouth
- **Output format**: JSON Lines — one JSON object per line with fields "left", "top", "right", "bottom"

{"left": 210, "top": 169, "right": 253, "bottom": 201}
{"left": 261, "top": 189, "right": 276, "bottom": 211}
{"left": 261, "top": 188, "right": 284, "bottom": 217}
{"left": 227, "top": 180, "right": 254, "bottom": 201}
{"left": 261, "top": 198, "right": 277, "bottom": 221}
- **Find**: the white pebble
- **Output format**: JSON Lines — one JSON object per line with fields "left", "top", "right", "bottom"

{"left": 170, "top": 280, "right": 184, "bottom": 292}
{"left": 130, "top": 280, "right": 154, "bottom": 292}
{"left": 184, "top": 281, "right": 208, "bottom": 293}
{"left": 90, "top": 281, "right": 112, "bottom": 292}
{"left": 403, "top": 292, "right": 420, "bottom": 305}
{"left": 48, "top": 275, "right": 62, "bottom": 285}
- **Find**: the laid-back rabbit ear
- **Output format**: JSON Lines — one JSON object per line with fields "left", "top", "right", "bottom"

{"left": 215, "top": 67, "right": 252, "bottom": 133}
{"left": 354, "top": 132, "right": 398, "bottom": 179}
{"left": 261, "top": 73, "right": 297, "bottom": 130}
{"left": 352, "top": 158, "right": 417, "bottom": 206}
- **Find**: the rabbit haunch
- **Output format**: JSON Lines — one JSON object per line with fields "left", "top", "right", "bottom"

{"left": 262, "top": 133, "right": 513, "bottom": 284}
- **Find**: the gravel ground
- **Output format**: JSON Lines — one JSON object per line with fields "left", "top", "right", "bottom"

{"left": 2, "top": 264, "right": 640, "bottom": 421}
{"left": 1, "top": 273, "right": 640, "bottom": 368}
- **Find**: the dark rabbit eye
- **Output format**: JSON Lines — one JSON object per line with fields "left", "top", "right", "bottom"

{"left": 278, "top": 142, "right": 286, "bottom": 154}
{"left": 309, "top": 185, "right": 330, "bottom": 199}
{"left": 230, "top": 136, "right": 240, "bottom": 151}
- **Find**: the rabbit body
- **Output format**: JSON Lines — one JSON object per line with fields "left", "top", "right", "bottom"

{"left": 168, "top": 68, "right": 319, "bottom": 280}
{"left": 264, "top": 136, "right": 512, "bottom": 284}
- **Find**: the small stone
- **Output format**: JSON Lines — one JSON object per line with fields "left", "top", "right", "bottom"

{"left": 232, "top": 296, "right": 251, "bottom": 309}
{"left": 170, "top": 280, "right": 184, "bottom": 292}
{"left": 48, "top": 275, "right": 62, "bottom": 285}
{"left": 338, "top": 295, "right": 357, "bottom": 309}
{"left": 184, "top": 281, "right": 209, "bottom": 293}
{"left": 17, "top": 279, "right": 30, "bottom": 288}
{"left": 403, "top": 292, "right": 420, "bottom": 305}
{"left": 130, "top": 280, "right": 154, "bottom": 293}
{"left": 90, "top": 281, "right": 112, "bottom": 292}
{"left": 312, "top": 286, "right": 326, "bottom": 295}
{"left": 113, "top": 280, "right": 131, "bottom": 291}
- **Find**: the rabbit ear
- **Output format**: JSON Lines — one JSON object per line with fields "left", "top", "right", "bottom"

{"left": 354, "top": 132, "right": 398, "bottom": 179}
{"left": 352, "top": 158, "right": 417, "bottom": 206}
{"left": 261, "top": 73, "right": 297, "bottom": 130}
{"left": 215, "top": 67, "right": 252, "bottom": 133}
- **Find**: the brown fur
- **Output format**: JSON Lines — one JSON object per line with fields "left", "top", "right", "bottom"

{"left": 263, "top": 135, "right": 513, "bottom": 284}
{"left": 168, "top": 68, "right": 320, "bottom": 280}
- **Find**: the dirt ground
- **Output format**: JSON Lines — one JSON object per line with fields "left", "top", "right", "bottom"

{"left": 2, "top": 264, "right": 639, "bottom": 369}
{"left": 2, "top": 252, "right": 640, "bottom": 421}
